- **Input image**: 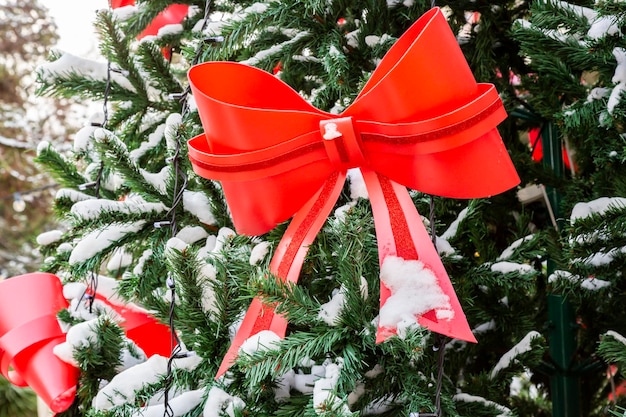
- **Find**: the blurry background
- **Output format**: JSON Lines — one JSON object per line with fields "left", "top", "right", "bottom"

{"left": 0, "top": 0, "right": 104, "bottom": 280}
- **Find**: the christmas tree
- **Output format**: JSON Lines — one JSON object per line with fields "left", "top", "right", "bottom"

{"left": 5, "top": 0, "right": 626, "bottom": 416}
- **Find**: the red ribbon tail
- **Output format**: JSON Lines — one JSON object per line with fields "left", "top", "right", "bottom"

{"left": 215, "top": 172, "right": 347, "bottom": 379}
{"left": 362, "top": 169, "right": 476, "bottom": 344}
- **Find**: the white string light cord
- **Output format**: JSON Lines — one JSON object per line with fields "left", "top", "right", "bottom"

{"left": 159, "top": 2, "right": 216, "bottom": 416}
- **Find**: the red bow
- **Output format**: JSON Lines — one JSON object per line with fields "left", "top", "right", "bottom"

{"left": 0, "top": 273, "right": 79, "bottom": 413}
{"left": 187, "top": 7, "right": 520, "bottom": 378}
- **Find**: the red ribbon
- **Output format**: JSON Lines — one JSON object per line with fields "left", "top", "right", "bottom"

{"left": 187, "top": 7, "right": 520, "bottom": 378}
{"left": 0, "top": 273, "right": 79, "bottom": 413}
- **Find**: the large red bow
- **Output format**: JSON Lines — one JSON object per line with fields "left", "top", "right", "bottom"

{"left": 187, "top": 7, "right": 520, "bottom": 378}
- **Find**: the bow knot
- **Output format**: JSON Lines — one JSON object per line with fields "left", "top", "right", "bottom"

{"left": 320, "top": 117, "right": 367, "bottom": 169}
{"left": 186, "top": 7, "right": 520, "bottom": 378}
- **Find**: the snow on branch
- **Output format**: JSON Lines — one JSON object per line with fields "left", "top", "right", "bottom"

{"left": 37, "top": 52, "right": 136, "bottom": 92}
{"left": 490, "top": 331, "right": 542, "bottom": 378}
{"left": 0, "top": 135, "right": 34, "bottom": 149}
{"left": 604, "top": 330, "right": 626, "bottom": 346}
{"left": 69, "top": 221, "right": 146, "bottom": 265}
{"left": 570, "top": 197, "right": 626, "bottom": 223}
{"left": 453, "top": 393, "right": 513, "bottom": 417}
{"left": 240, "top": 30, "right": 310, "bottom": 67}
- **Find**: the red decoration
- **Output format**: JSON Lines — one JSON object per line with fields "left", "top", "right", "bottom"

{"left": 273, "top": 61, "right": 283, "bottom": 75}
{"left": 187, "top": 7, "right": 520, "bottom": 377}
{"left": 0, "top": 273, "right": 79, "bottom": 413}
{"left": 94, "top": 294, "right": 173, "bottom": 357}
{"left": 529, "top": 127, "right": 576, "bottom": 171}
{"left": 109, "top": 0, "right": 189, "bottom": 59}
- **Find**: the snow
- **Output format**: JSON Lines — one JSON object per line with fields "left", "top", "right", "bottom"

{"left": 212, "top": 227, "right": 236, "bottom": 254}
{"left": 497, "top": 234, "right": 534, "bottom": 261}
{"left": 197, "top": 262, "right": 219, "bottom": 315}
{"left": 490, "top": 331, "right": 542, "bottom": 378}
{"left": 318, "top": 277, "right": 368, "bottom": 326}
{"left": 490, "top": 261, "right": 535, "bottom": 274}
{"left": 107, "top": 247, "right": 133, "bottom": 271}
{"left": 474, "top": 320, "right": 497, "bottom": 334}
{"left": 249, "top": 241, "right": 271, "bottom": 265}
{"left": 95, "top": 355, "right": 168, "bottom": 410}
{"left": 239, "top": 330, "right": 281, "bottom": 356}
{"left": 552, "top": 0, "right": 621, "bottom": 40}
{"left": 334, "top": 202, "right": 357, "bottom": 221}
{"left": 96, "top": 275, "right": 143, "bottom": 310}
{"left": 164, "top": 113, "right": 183, "bottom": 151}
{"left": 71, "top": 197, "right": 166, "bottom": 220}
{"left": 203, "top": 387, "right": 245, "bottom": 417}
{"left": 166, "top": 237, "right": 188, "bottom": 254}
{"left": 131, "top": 388, "right": 205, "bottom": 417}
{"left": 510, "top": 370, "right": 542, "bottom": 398}
{"left": 63, "top": 282, "right": 88, "bottom": 300}
{"left": 347, "top": 168, "right": 368, "bottom": 200}
{"left": 94, "top": 353, "right": 201, "bottom": 410}
{"left": 453, "top": 393, "right": 513, "bottom": 416}
{"left": 345, "top": 29, "right": 360, "bottom": 49}
{"left": 133, "top": 249, "right": 153, "bottom": 275}
{"left": 198, "top": 235, "right": 218, "bottom": 258}
{"left": 37, "top": 140, "right": 52, "bottom": 155}
{"left": 441, "top": 207, "right": 469, "bottom": 240}
{"left": 435, "top": 237, "right": 455, "bottom": 257}
{"left": 69, "top": 221, "right": 146, "bottom": 264}
{"left": 570, "top": 197, "right": 626, "bottom": 222}
{"left": 364, "top": 34, "right": 392, "bottom": 47}
{"left": 576, "top": 247, "right": 626, "bottom": 268}
{"left": 37, "top": 52, "right": 136, "bottom": 92}
{"left": 587, "top": 87, "right": 610, "bottom": 102}
{"left": 57, "top": 242, "right": 74, "bottom": 253}
{"left": 313, "top": 358, "right": 351, "bottom": 415}
{"left": 176, "top": 225, "right": 209, "bottom": 244}
{"left": 111, "top": 5, "right": 137, "bottom": 21}
{"left": 53, "top": 318, "right": 100, "bottom": 366}
{"left": 56, "top": 188, "right": 95, "bottom": 203}
{"left": 129, "top": 124, "right": 165, "bottom": 162}
{"left": 240, "top": 31, "right": 310, "bottom": 67}
{"left": 36, "top": 230, "right": 63, "bottom": 246}
{"left": 378, "top": 256, "right": 453, "bottom": 332}
{"left": 605, "top": 330, "right": 626, "bottom": 345}
{"left": 155, "top": 23, "right": 184, "bottom": 39}
{"left": 141, "top": 165, "right": 171, "bottom": 194}
{"left": 183, "top": 190, "right": 216, "bottom": 225}
{"left": 73, "top": 124, "right": 99, "bottom": 153}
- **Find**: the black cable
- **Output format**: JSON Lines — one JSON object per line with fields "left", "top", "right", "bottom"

{"left": 79, "top": 55, "right": 114, "bottom": 312}
{"left": 0, "top": 183, "right": 58, "bottom": 200}
{"left": 162, "top": 2, "right": 212, "bottom": 416}
{"left": 429, "top": 196, "right": 437, "bottom": 248}
{"left": 163, "top": 274, "right": 182, "bottom": 417}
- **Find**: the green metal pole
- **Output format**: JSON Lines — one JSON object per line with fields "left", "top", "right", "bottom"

{"left": 541, "top": 123, "right": 581, "bottom": 417}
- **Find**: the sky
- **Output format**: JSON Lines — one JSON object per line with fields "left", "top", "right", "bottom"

{"left": 41, "top": 0, "right": 109, "bottom": 56}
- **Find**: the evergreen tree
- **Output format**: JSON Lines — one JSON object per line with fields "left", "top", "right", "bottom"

{"left": 16, "top": 0, "right": 626, "bottom": 416}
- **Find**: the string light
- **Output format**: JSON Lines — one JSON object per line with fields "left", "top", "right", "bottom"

{"left": 160, "top": 2, "right": 214, "bottom": 416}
{"left": 0, "top": 184, "right": 59, "bottom": 213}
{"left": 12, "top": 193, "right": 26, "bottom": 213}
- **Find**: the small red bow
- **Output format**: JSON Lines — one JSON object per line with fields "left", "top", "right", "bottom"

{"left": 187, "top": 7, "right": 519, "bottom": 378}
